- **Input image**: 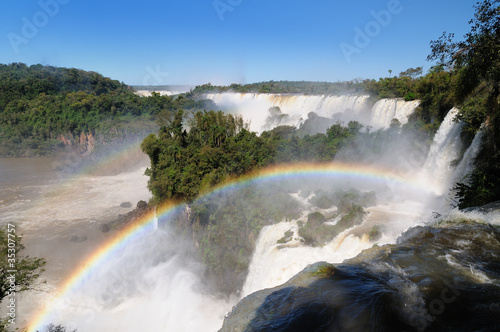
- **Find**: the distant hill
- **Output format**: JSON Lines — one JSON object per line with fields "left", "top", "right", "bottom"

{"left": 0, "top": 64, "right": 203, "bottom": 157}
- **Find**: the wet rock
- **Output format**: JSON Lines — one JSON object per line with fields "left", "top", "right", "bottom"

{"left": 120, "top": 201, "right": 133, "bottom": 208}
{"left": 100, "top": 201, "right": 151, "bottom": 232}
{"left": 462, "top": 200, "right": 500, "bottom": 213}
{"left": 220, "top": 223, "right": 500, "bottom": 332}
{"left": 137, "top": 200, "right": 147, "bottom": 209}
{"left": 70, "top": 235, "right": 88, "bottom": 243}
{"left": 99, "top": 223, "right": 110, "bottom": 233}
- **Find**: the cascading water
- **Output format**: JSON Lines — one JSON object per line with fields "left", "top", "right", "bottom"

{"left": 369, "top": 98, "right": 420, "bottom": 129}
{"left": 202, "top": 93, "right": 371, "bottom": 132}
{"left": 220, "top": 108, "right": 500, "bottom": 332}
{"left": 241, "top": 219, "right": 374, "bottom": 297}
{"left": 40, "top": 228, "right": 230, "bottom": 332}
{"left": 15, "top": 104, "right": 499, "bottom": 332}
{"left": 452, "top": 128, "right": 484, "bottom": 185}
{"left": 421, "top": 107, "right": 464, "bottom": 196}
{"left": 204, "top": 93, "right": 421, "bottom": 133}
{"left": 239, "top": 106, "right": 475, "bottom": 300}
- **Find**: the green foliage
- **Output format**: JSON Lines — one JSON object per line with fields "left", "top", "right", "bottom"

{"left": 0, "top": 63, "right": 208, "bottom": 157}
{"left": 298, "top": 212, "right": 333, "bottom": 246}
{"left": 399, "top": 67, "right": 423, "bottom": 79}
{"left": 277, "top": 230, "right": 294, "bottom": 244}
{"left": 36, "top": 324, "right": 77, "bottom": 332}
{"left": 307, "top": 212, "right": 327, "bottom": 224}
{"left": 309, "top": 190, "right": 335, "bottom": 209}
{"left": 404, "top": 92, "right": 416, "bottom": 101}
{"left": 142, "top": 110, "right": 254, "bottom": 202}
{"left": 332, "top": 189, "right": 377, "bottom": 214}
{"left": 189, "top": 80, "right": 371, "bottom": 96}
{"left": 309, "top": 263, "right": 336, "bottom": 278}
{"left": 454, "top": 156, "right": 500, "bottom": 208}
{"left": 143, "top": 110, "right": 363, "bottom": 204}
{"left": 0, "top": 226, "right": 46, "bottom": 313}
{"left": 427, "top": 0, "right": 500, "bottom": 207}
{"left": 368, "top": 225, "right": 382, "bottom": 242}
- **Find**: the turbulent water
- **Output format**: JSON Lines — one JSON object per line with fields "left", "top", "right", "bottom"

{"left": 1, "top": 97, "right": 499, "bottom": 332}
{"left": 202, "top": 93, "right": 420, "bottom": 132}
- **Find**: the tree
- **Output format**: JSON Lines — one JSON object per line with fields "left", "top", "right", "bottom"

{"left": 428, "top": 0, "right": 500, "bottom": 137}
{"left": 0, "top": 227, "right": 46, "bottom": 301}
{"left": 37, "top": 324, "right": 77, "bottom": 332}
{"left": 428, "top": 0, "right": 500, "bottom": 207}
{"left": 0, "top": 226, "right": 45, "bottom": 329}
{"left": 399, "top": 67, "right": 423, "bottom": 79}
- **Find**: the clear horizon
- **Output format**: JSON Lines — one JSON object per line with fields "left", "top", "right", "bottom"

{"left": 1, "top": 0, "right": 476, "bottom": 86}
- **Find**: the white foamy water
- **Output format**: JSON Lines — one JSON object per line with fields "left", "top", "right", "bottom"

{"left": 203, "top": 93, "right": 371, "bottom": 132}
{"left": 3, "top": 104, "right": 494, "bottom": 332}
{"left": 203, "top": 93, "right": 421, "bottom": 132}
{"left": 241, "top": 199, "right": 427, "bottom": 296}
{"left": 38, "top": 229, "right": 232, "bottom": 332}
{"left": 240, "top": 106, "right": 483, "bottom": 299}
{"left": 421, "top": 108, "right": 463, "bottom": 196}
{"left": 452, "top": 128, "right": 484, "bottom": 185}
{"left": 241, "top": 220, "right": 372, "bottom": 296}
{"left": 0, "top": 157, "right": 232, "bottom": 332}
{"left": 370, "top": 98, "right": 420, "bottom": 129}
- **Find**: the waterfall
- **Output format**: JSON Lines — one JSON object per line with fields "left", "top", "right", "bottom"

{"left": 452, "top": 128, "right": 484, "bottom": 185}
{"left": 241, "top": 220, "right": 374, "bottom": 297}
{"left": 203, "top": 93, "right": 370, "bottom": 132}
{"left": 153, "top": 206, "right": 159, "bottom": 231}
{"left": 241, "top": 107, "right": 473, "bottom": 297}
{"left": 370, "top": 98, "right": 420, "bottom": 129}
{"left": 203, "top": 93, "right": 423, "bottom": 133}
{"left": 240, "top": 198, "right": 427, "bottom": 296}
{"left": 421, "top": 108, "right": 463, "bottom": 196}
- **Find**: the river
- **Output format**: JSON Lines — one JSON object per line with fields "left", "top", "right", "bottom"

{"left": 0, "top": 154, "right": 152, "bottom": 328}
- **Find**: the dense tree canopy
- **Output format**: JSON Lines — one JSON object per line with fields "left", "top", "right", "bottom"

{"left": 427, "top": 0, "right": 500, "bottom": 208}
{"left": 0, "top": 226, "right": 46, "bottom": 329}
{"left": 141, "top": 110, "right": 364, "bottom": 203}
{"left": 0, "top": 64, "right": 208, "bottom": 156}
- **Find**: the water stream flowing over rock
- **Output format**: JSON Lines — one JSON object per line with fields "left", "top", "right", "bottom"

{"left": 220, "top": 222, "right": 500, "bottom": 332}
{"left": 203, "top": 93, "right": 421, "bottom": 132}
{"left": 219, "top": 106, "right": 500, "bottom": 332}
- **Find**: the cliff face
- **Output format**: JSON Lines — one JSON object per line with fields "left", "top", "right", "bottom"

{"left": 58, "top": 131, "right": 96, "bottom": 156}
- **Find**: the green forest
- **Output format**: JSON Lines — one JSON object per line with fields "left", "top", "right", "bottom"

{"left": 0, "top": 64, "right": 208, "bottom": 156}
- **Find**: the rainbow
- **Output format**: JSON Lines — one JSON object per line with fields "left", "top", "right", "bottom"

{"left": 26, "top": 161, "right": 431, "bottom": 331}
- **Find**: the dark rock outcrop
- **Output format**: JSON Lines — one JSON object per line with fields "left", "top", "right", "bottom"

{"left": 101, "top": 200, "right": 150, "bottom": 232}
{"left": 220, "top": 222, "right": 500, "bottom": 332}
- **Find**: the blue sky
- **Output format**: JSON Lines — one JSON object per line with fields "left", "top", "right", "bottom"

{"left": 1, "top": 0, "right": 477, "bottom": 86}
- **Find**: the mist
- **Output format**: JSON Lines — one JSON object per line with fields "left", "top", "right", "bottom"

{"left": 41, "top": 228, "right": 231, "bottom": 331}
{"left": 11, "top": 92, "right": 490, "bottom": 332}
